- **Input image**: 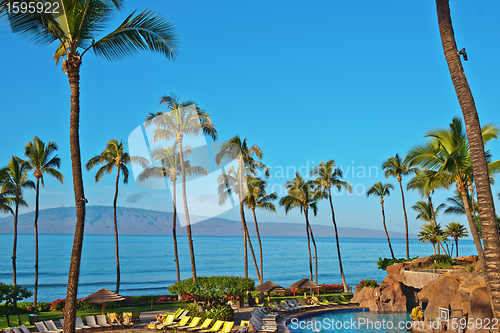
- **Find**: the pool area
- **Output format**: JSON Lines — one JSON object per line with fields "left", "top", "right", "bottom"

{"left": 286, "top": 309, "right": 412, "bottom": 333}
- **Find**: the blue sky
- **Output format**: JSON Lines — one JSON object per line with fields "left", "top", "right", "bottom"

{"left": 0, "top": 0, "right": 499, "bottom": 237}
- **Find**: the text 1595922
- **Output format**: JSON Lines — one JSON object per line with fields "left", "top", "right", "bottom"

{"left": 6, "top": 2, "right": 60, "bottom": 14}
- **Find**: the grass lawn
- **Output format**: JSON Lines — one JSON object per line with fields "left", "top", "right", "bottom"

{"left": 36, "top": 302, "right": 185, "bottom": 321}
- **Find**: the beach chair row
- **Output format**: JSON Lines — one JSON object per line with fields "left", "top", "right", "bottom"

{"left": 250, "top": 307, "right": 278, "bottom": 333}
{"left": 265, "top": 295, "right": 358, "bottom": 313}
{"left": 35, "top": 313, "right": 133, "bottom": 333}
{"left": 148, "top": 315, "right": 235, "bottom": 333}
{"left": 0, "top": 315, "right": 35, "bottom": 330}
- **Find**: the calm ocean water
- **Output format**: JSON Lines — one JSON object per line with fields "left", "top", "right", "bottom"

{"left": 0, "top": 234, "right": 478, "bottom": 302}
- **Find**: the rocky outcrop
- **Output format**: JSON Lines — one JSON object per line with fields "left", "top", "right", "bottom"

{"left": 352, "top": 257, "right": 436, "bottom": 312}
{"left": 418, "top": 271, "right": 493, "bottom": 333}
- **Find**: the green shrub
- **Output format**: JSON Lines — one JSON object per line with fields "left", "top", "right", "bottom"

{"left": 465, "top": 263, "right": 475, "bottom": 272}
{"left": 431, "top": 254, "right": 452, "bottom": 265}
{"left": 377, "top": 256, "right": 419, "bottom": 270}
{"left": 184, "top": 302, "right": 233, "bottom": 321}
{"left": 359, "top": 280, "right": 378, "bottom": 288}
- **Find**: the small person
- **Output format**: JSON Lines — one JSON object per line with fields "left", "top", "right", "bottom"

{"left": 238, "top": 322, "right": 249, "bottom": 333}
{"left": 148, "top": 314, "right": 164, "bottom": 329}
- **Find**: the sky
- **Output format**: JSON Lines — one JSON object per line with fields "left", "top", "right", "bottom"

{"left": 0, "top": 0, "right": 499, "bottom": 237}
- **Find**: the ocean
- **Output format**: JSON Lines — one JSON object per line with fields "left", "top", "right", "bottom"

{"left": 0, "top": 234, "right": 478, "bottom": 302}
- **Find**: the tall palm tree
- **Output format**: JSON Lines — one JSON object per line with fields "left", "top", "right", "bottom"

{"left": 280, "top": 172, "right": 321, "bottom": 282}
{"left": 367, "top": 182, "right": 395, "bottom": 259}
{"left": 311, "top": 159, "right": 351, "bottom": 292}
{"left": 0, "top": 169, "right": 14, "bottom": 215}
{"left": 1, "top": 156, "right": 35, "bottom": 310}
{"left": 24, "top": 137, "right": 64, "bottom": 309}
{"left": 408, "top": 117, "right": 499, "bottom": 265}
{"left": 85, "top": 139, "right": 148, "bottom": 293}
{"left": 383, "top": 154, "right": 415, "bottom": 260}
{"left": 137, "top": 145, "right": 207, "bottom": 283}
{"left": 216, "top": 136, "right": 268, "bottom": 280}
{"left": 445, "top": 222, "right": 468, "bottom": 257}
{"left": 0, "top": 2, "right": 178, "bottom": 330}
{"left": 418, "top": 223, "right": 446, "bottom": 256}
{"left": 146, "top": 94, "right": 217, "bottom": 282}
{"left": 435, "top": 0, "right": 500, "bottom": 318}
{"left": 444, "top": 190, "right": 476, "bottom": 216}
{"left": 243, "top": 175, "right": 277, "bottom": 283}
{"left": 218, "top": 166, "right": 261, "bottom": 282}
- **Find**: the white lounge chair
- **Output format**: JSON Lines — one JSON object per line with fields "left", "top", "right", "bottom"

{"left": 18, "top": 325, "right": 31, "bottom": 333}
{"left": 10, "top": 328, "right": 22, "bottom": 333}
{"left": 96, "top": 315, "right": 112, "bottom": 330}
{"left": 35, "top": 322, "right": 58, "bottom": 333}
{"left": 44, "top": 320, "right": 62, "bottom": 333}
{"left": 84, "top": 316, "right": 102, "bottom": 331}
{"left": 59, "top": 319, "right": 82, "bottom": 331}
{"left": 76, "top": 317, "right": 92, "bottom": 331}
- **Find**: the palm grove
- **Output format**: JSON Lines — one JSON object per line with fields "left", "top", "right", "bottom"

{"left": 1, "top": 0, "right": 500, "bottom": 329}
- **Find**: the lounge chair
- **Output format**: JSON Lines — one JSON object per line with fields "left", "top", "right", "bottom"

{"left": 76, "top": 317, "right": 92, "bottom": 331}
{"left": 44, "top": 320, "right": 62, "bottom": 333}
{"left": 85, "top": 316, "right": 102, "bottom": 331}
{"left": 318, "top": 297, "right": 338, "bottom": 306}
{"left": 199, "top": 320, "right": 224, "bottom": 333}
{"left": 96, "top": 315, "right": 112, "bottom": 330}
{"left": 10, "top": 328, "right": 21, "bottom": 333}
{"left": 340, "top": 294, "right": 358, "bottom": 304}
{"left": 131, "top": 311, "right": 141, "bottom": 322}
{"left": 35, "top": 322, "right": 58, "bottom": 333}
{"left": 19, "top": 325, "right": 32, "bottom": 333}
{"left": 173, "top": 310, "right": 189, "bottom": 323}
{"left": 285, "top": 299, "right": 306, "bottom": 311}
{"left": 164, "top": 315, "right": 191, "bottom": 331}
{"left": 155, "top": 315, "right": 175, "bottom": 330}
{"left": 237, "top": 321, "right": 249, "bottom": 333}
{"left": 8, "top": 316, "right": 19, "bottom": 328}
{"left": 217, "top": 322, "right": 233, "bottom": 333}
{"left": 296, "top": 298, "right": 319, "bottom": 308}
{"left": 3, "top": 329, "right": 11, "bottom": 333}
{"left": 249, "top": 318, "right": 276, "bottom": 333}
{"left": 122, "top": 312, "right": 134, "bottom": 329}
{"left": 106, "top": 313, "right": 122, "bottom": 329}
{"left": 331, "top": 295, "right": 349, "bottom": 305}
{"left": 171, "top": 308, "right": 184, "bottom": 318}
{"left": 19, "top": 315, "right": 34, "bottom": 329}
{"left": 186, "top": 318, "right": 213, "bottom": 332}
{"left": 177, "top": 317, "right": 201, "bottom": 331}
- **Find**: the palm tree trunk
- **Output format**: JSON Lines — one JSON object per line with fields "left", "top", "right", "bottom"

{"left": 456, "top": 238, "right": 459, "bottom": 258}
{"left": 240, "top": 203, "right": 248, "bottom": 278}
{"left": 398, "top": 179, "right": 410, "bottom": 260}
{"left": 436, "top": 0, "right": 500, "bottom": 319}
{"left": 470, "top": 184, "right": 476, "bottom": 215}
{"left": 63, "top": 56, "right": 87, "bottom": 333}
{"left": 242, "top": 209, "right": 261, "bottom": 282}
{"left": 12, "top": 197, "right": 19, "bottom": 313}
{"left": 428, "top": 195, "right": 445, "bottom": 255}
{"left": 251, "top": 208, "right": 264, "bottom": 283}
{"left": 113, "top": 167, "right": 121, "bottom": 294}
{"left": 177, "top": 140, "right": 196, "bottom": 282}
{"left": 381, "top": 200, "right": 395, "bottom": 259}
{"left": 328, "top": 191, "right": 348, "bottom": 292}
{"left": 307, "top": 222, "right": 318, "bottom": 284}
{"left": 432, "top": 243, "right": 436, "bottom": 256}
{"left": 459, "top": 185, "right": 485, "bottom": 262}
{"left": 172, "top": 180, "right": 180, "bottom": 283}
{"left": 33, "top": 178, "right": 40, "bottom": 309}
{"left": 304, "top": 210, "right": 313, "bottom": 281}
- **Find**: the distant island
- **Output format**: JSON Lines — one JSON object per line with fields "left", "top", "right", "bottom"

{"left": 0, "top": 206, "right": 415, "bottom": 238}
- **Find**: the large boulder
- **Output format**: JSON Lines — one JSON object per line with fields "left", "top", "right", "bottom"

{"left": 418, "top": 271, "right": 493, "bottom": 333}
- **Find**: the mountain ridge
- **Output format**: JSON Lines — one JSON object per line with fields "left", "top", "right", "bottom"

{"left": 0, "top": 206, "right": 415, "bottom": 239}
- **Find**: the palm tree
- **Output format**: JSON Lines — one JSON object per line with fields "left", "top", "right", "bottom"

{"left": 412, "top": 201, "right": 445, "bottom": 224}
{"left": 408, "top": 117, "right": 499, "bottom": 265}
{"left": 435, "top": 0, "right": 500, "bottom": 317}
{"left": 0, "top": 169, "right": 14, "bottom": 215}
{"left": 137, "top": 144, "right": 207, "bottom": 283}
{"left": 146, "top": 94, "right": 217, "bottom": 282}
{"left": 244, "top": 175, "right": 277, "bottom": 283}
{"left": 1, "top": 156, "right": 35, "bottom": 311}
{"left": 280, "top": 172, "right": 321, "bottom": 282}
{"left": 311, "top": 159, "right": 351, "bottom": 292}
{"left": 444, "top": 190, "right": 476, "bottom": 216}
{"left": 418, "top": 223, "right": 446, "bottom": 256}
{"left": 383, "top": 154, "right": 415, "bottom": 260}
{"left": 218, "top": 166, "right": 261, "bottom": 282}
{"left": 85, "top": 139, "right": 148, "bottom": 293}
{"left": 445, "top": 223, "right": 468, "bottom": 257}
{"left": 24, "top": 137, "right": 64, "bottom": 309}
{"left": 367, "top": 182, "right": 395, "bottom": 259}
{"left": 216, "top": 136, "right": 268, "bottom": 280}
{"left": 0, "top": 2, "right": 178, "bottom": 330}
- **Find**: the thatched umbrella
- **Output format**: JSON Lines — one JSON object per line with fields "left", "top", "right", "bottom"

{"left": 289, "top": 278, "right": 320, "bottom": 297}
{"left": 255, "top": 280, "right": 286, "bottom": 302}
{"left": 82, "top": 288, "right": 126, "bottom": 314}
